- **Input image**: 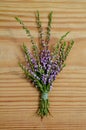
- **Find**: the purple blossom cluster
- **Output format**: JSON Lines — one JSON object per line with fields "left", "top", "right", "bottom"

{"left": 25, "top": 47, "right": 61, "bottom": 90}
{"left": 40, "top": 49, "right": 52, "bottom": 70}
{"left": 25, "top": 49, "right": 39, "bottom": 71}
{"left": 48, "top": 61, "right": 61, "bottom": 83}
{"left": 40, "top": 49, "right": 61, "bottom": 89}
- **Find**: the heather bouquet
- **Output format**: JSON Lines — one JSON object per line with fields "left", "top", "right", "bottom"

{"left": 15, "top": 11, "right": 74, "bottom": 118}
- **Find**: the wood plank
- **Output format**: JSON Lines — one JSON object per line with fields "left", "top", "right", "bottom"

{"left": 0, "top": 0, "right": 86, "bottom": 129}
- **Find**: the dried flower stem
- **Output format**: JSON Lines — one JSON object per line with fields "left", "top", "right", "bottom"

{"left": 35, "top": 11, "right": 44, "bottom": 46}
{"left": 45, "top": 11, "right": 53, "bottom": 48}
{"left": 52, "top": 31, "right": 70, "bottom": 58}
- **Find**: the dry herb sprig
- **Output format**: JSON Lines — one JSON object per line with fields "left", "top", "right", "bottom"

{"left": 15, "top": 11, "right": 74, "bottom": 119}
{"left": 45, "top": 11, "right": 53, "bottom": 46}
{"left": 35, "top": 11, "right": 43, "bottom": 46}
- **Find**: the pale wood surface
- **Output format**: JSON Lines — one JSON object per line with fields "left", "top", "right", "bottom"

{"left": 0, "top": 0, "right": 86, "bottom": 130}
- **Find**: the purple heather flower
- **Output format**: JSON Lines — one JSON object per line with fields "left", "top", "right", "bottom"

{"left": 28, "top": 70, "right": 40, "bottom": 80}
{"left": 41, "top": 74, "right": 48, "bottom": 85}
{"left": 25, "top": 49, "right": 39, "bottom": 72}
{"left": 47, "top": 60, "right": 61, "bottom": 84}
{"left": 39, "top": 48, "right": 62, "bottom": 86}
{"left": 40, "top": 49, "right": 52, "bottom": 71}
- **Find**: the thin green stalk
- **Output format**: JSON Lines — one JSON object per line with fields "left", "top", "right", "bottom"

{"left": 65, "top": 40, "right": 74, "bottom": 60}
{"left": 35, "top": 11, "right": 43, "bottom": 46}
{"left": 19, "top": 63, "right": 33, "bottom": 79}
{"left": 59, "top": 41, "right": 67, "bottom": 63}
{"left": 52, "top": 31, "right": 70, "bottom": 59}
{"left": 45, "top": 11, "right": 53, "bottom": 47}
{"left": 22, "top": 43, "right": 34, "bottom": 71}
{"left": 38, "top": 93, "right": 50, "bottom": 118}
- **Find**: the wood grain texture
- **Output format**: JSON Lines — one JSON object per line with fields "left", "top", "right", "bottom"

{"left": 0, "top": 0, "right": 86, "bottom": 130}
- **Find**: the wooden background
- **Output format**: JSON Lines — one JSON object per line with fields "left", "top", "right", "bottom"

{"left": 0, "top": 0, "right": 86, "bottom": 130}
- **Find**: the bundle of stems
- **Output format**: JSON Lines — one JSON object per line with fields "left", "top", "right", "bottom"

{"left": 15, "top": 11, "right": 74, "bottom": 118}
